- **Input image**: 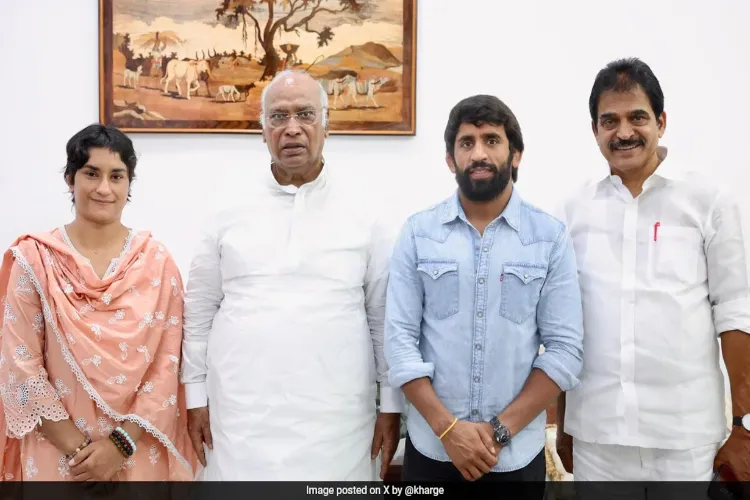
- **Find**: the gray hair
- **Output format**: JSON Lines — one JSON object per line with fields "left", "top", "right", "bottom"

{"left": 259, "top": 69, "right": 329, "bottom": 129}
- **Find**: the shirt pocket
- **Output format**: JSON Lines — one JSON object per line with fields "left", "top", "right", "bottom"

{"left": 500, "top": 263, "right": 547, "bottom": 324}
{"left": 651, "top": 225, "right": 704, "bottom": 285}
{"left": 417, "top": 260, "right": 459, "bottom": 320}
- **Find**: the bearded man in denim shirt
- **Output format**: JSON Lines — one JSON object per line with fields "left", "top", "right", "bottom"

{"left": 384, "top": 95, "right": 584, "bottom": 496}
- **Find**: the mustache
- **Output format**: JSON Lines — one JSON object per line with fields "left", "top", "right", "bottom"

{"left": 610, "top": 137, "right": 645, "bottom": 149}
{"left": 466, "top": 161, "right": 498, "bottom": 173}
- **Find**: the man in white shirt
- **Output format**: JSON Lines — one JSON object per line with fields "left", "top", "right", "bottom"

{"left": 179, "top": 69, "right": 403, "bottom": 480}
{"left": 556, "top": 57, "right": 750, "bottom": 487}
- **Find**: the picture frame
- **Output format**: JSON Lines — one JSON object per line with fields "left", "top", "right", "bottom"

{"left": 98, "top": 0, "right": 417, "bottom": 135}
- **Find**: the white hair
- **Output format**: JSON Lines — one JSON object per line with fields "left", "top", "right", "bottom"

{"left": 259, "top": 69, "right": 329, "bottom": 129}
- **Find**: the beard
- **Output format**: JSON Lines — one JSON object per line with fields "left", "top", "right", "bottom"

{"left": 454, "top": 155, "right": 513, "bottom": 202}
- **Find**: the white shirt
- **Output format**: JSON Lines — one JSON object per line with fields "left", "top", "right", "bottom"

{"left": 560, "top": 147, "right": 750, "bottom": 449}
{"left": 180, "top": 162, "right": 404, "bottom": 480}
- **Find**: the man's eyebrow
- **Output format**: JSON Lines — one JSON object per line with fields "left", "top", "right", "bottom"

{"left": 481, "top": 132, "right": 502, "bottom": 140}
{"left": 83, "top": 164, "right": 126, "bottom": 173}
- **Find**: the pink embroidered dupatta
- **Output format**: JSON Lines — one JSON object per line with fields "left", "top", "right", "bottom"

{"left": 0, "top": 229, "right": 198, "bottom": 480}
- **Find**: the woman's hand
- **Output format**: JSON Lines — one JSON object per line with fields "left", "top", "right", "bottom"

{"left": 69, "top": 437, "right": 126, "bottom": 481}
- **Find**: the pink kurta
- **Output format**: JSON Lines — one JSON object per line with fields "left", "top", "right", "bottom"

{"left": 0, "top": 228, "right": 198, "bottom": 480}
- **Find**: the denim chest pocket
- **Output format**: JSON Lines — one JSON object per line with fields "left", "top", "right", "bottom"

{"left": 500, "top": 263, "right": 547, "bottom": 324}
{"left": 417, "top": 260, "right": 459, "bottom": 320}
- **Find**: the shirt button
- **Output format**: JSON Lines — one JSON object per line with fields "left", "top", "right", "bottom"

{"left": 474, "top": 376, "right": 480, "bottom": 382}
{"left": 475, "top": 344, "right": 482, "bottom": 350}
{"left": 483, "top": 247, "right": 489, "bottom": 252}
{"left": 433, "top": 270, "right": 438, "bottom": 276}
{"left": 523, "top": 273, "right": 528, "bottom": 279}
{"left": 472, "top": 409, "right": 479, "bottom": 415}
{"left": 479, "top": 278, "right": 485, "bottom": 284}
{"left": 477, "top": 311, "right": 483, "bottom": 318}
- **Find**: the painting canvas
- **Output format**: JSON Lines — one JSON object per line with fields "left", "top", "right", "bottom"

{"left": 99, "top": 0, "right": 416, "bottom": 135}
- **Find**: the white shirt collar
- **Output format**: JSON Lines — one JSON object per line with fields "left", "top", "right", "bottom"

{"left": 264, "top": 158, "right": 329, "bottom": 195}
{"left": 586, "top": 145, "right": 677, "bottom": 188}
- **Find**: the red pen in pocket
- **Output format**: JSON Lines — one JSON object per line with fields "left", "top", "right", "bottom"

{"left": 653, "top": 222, "right": 660, "bottom": 242}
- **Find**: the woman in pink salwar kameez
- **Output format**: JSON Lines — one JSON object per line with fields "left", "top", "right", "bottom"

{"left": 0, "top": 124, "right": 198, "bottom": 481}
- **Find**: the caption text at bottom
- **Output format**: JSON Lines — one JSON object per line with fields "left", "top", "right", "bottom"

{"left": 307, "top": 485, "right": 444, "bottom": 497}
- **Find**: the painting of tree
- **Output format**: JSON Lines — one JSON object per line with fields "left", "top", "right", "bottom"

{"left": 99, "top": 0, "right": 416, "bottom": 135}
{"left": 215, "top": 0, "right": 375, "bottom": 81}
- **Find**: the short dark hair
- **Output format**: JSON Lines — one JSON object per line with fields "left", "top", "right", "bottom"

{"left": 444, "top": 95, "right": 524, "bottom": 182}
{"left": 589, "top": 57, "right": 664, "bottom": 127}
{"left": 63, "top": 124, "right": 137, "bottom": 202}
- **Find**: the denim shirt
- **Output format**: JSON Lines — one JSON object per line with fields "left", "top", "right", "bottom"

{"left": 384, "top": 187, "right": 584, "bottom": 472}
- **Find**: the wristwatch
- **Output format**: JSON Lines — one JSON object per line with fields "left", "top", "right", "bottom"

{"left": 489, "top": 416, "right": 511, "bottom": 446}
{"left": 732, "top": 413, "right": 750, "bottom": 431}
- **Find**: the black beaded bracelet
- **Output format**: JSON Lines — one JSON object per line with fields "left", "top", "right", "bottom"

{"left": 109, "top": 432, "right": 132, "bottom": 458}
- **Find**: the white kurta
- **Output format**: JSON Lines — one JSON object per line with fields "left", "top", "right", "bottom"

{"left": 180, "top": 164, "right": 404, "bottom": 481}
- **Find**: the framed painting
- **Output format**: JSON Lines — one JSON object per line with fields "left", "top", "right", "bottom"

{"left": 98, "top": 0, "right": 417, "bottom": 135}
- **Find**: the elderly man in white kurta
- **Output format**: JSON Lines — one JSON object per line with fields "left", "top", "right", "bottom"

{"left": 179, "top": 70, "right": 404, "bottom": 481}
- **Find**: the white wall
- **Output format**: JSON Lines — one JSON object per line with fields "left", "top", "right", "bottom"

{"left": 1, "top": 0, "right": 748, "bottom": 277}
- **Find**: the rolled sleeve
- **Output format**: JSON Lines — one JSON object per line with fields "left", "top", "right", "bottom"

{"left": 706, "top": 192, "right": 750, "bottom": 336}
{"left": 379, "top": 385, "right": 407, "bottom": 413}
{"left": 384, "top": 218, "right": 435, "bottom": 389}
{"left": 184, "top": 381, "right": 208, "bottom": 409}
{"left": 533, "top": 226, "right": 584, "bottom": 392}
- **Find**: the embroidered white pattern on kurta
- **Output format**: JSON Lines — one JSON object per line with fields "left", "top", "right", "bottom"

{"left": 137, "top": 381, "right": 153, "bottom": 395}
{"left": 168, "top": 316, "right": 179, "bottom": 327}
{"left": 109, "top": 309, "right": 125, "bottom": 325}
{"left": 54, "top": 379, "right": 71, "bottom": 398}
{"left": 42, "top": 248, "right": 55, "bottom": 268}
{"left": 57, "top": 456, "right": 70, "bottom": 478}
{"left": 162, "top": 394, "right": 177, "bottom": 408}
{"left": 98, "top": 417, "right": 113, "bottom": 435}
{"left": 75, "top": 417, "right": 94, "bottom": 435}
{"left": 4, "top": 302, "right": 17, "bottom": 323}
{"left": 169, "top": 355, "right": 179, "bottom": 373}
{"left": 119, "top": 342, "right": 129, "bottom": 360}
{"left": 138, "top": 313, "right": 155, "bottom": 330}
{"left": 90, "top": 324, "right": 102, "bottom": 341}
{"left": 149, "top": 444, "right": 161, "bottom": 465}
{"left": 82, "top": 355, "right": 102, "bottom": 367}
{"left": 137, "top": 345, "right": 151, "bottom": 363}
{"left": 25, "top": 457, "right": 38, "bottom": 478}
{"left": 101, "top": 293, "right": 112, "bottom": 305}
{"left": 32, "top": 312, "right": 44, "bottom": 334}
{"left": 16, "top": 275, "right": 33, "bottom": 295}
{"left": 170, "top": 277, "right": 179, "bottom": 296}
{"left": 79, "top": 303, "right": 94, "bottom": 316}
{"left": 13, "top": 345, "right": 33, "bottom": 362}
{"left": 65, "top": 332, "right": 76, "bottom": 345}
{"left": 107, "top": 374, "right": 127, "bottom": 385}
